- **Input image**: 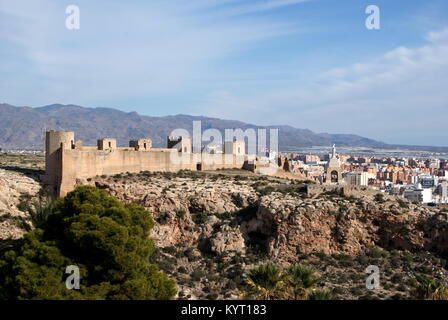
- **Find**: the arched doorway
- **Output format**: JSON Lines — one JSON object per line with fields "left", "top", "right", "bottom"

{"left": 331, "top": 170, "right": 339, "bottom": 183}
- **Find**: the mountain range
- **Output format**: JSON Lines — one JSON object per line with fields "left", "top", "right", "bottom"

{"left": 0, "top": 103, "right": 446, "bottom": 152}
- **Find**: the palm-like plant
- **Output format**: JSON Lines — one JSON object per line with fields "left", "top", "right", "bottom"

{"left": 244, "top": 263, "right": 284, "bottom": 300}
{"left": 283, "top": 264, "right": 320, "bottom": 299}
{"left": 307, "top": 288, "right": 336, "bottom": 300}
{"left": 414, "top": 276, "right": 448, "bottom": 300}
{"left": 430, "top": 286, "right": 448, "bottom": 300}
{"left": 29, "top": 198, "right": 56, "bottom": 229}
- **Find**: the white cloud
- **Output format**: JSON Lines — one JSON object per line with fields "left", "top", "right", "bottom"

{"left": 427, "top": 28, "right": 448, "bottom": 43}
{"left": 1, "top": 0, "right": 447, "bottom": 146}
{"left": 0, "top": 0, "right": 303, "bottom": 106}
{"left": 199, "top": 28, "right": 448, "bottom": 146}
{"left": 224, "top": 0, "right": 309, "bottom": 16}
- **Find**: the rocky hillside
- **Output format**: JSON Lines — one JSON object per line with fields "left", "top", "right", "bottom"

{"left": 0, "top": 154, "right": 44, "bottom": 241}
{"left": 0, "top": 170, "right": 41, "bottom": 240}
{"left": 86, "top": 171, "right": 448, "bottom": 257}
{"left": 1, "top": 157, "right": 448, "bottom": 300}
{"left": 1, "top": 103, "right": 438, "bottom": 151}
{"left": 83, "top": 170, "right": 448, "bottom": 299}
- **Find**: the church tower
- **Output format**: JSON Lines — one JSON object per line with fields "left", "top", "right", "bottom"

{"left": 325, "top": 144, "right": 342, "bottom": 184}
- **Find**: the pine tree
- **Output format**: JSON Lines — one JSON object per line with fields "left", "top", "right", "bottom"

{"left": 0, "top": 186, "right": 176, "bottom": 300}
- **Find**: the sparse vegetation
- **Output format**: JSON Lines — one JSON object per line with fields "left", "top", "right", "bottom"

{"left": 397, "top": 198, "right": 409, "bottom": 209}
{"left": 243, "top": 263, "right": 335, "bottom": 300}
{"left": 192, "top": 212, "right": 208, "bottom": 225}
{"left": 3, "top": 157, "right": 448, "bottom": 301}
{"left": 244, "top": 263, "right": 284, "bottom": 300}
{"left": 28, "top": 198, "right": 56, "bottom": 229}
{"left": 374, "top": 193, "right": 386, "bottom": 203}
{"left": 412, "top": 276, "right": 448, "bottom": 300}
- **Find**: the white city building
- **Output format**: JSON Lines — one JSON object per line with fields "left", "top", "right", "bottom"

{"left": 403, "top": 188, "right": 433, "bottom": 203}
{"left": 344, "top": 172, "right": 370, "bottom": 186}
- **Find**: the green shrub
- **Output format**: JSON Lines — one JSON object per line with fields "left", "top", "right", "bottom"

{"left": 191, "top": 269, "right": 205, "bottom": 281}
{"left": 28, "top": 198, "right": 56, "bottom": 229}
{"left": 397, "top": 199, "right": 409, "bottom": 208}
{"left": 374, "top": 194, "right": 386, "bottom": 203}
{"left": 244, "top": 263, "right": 283, "bottom": 300}
{"left": 307, "top": 289, "right": 336, "bottom": 300}
{"left": 16, "top": 200, "right": 30, "bottom": 212}
{"left": 156, "top": 212, "right": 170, "bottom": 224}
{"left": 215, "top": 212, "right": 232, "bottom": 220}
{"left": 366, "top": 247, "right": 385, "bottom": 259}
{"left": 176, "top": 211, "right": 186, "bottom": 218}
{"left": 178, "top": 266, "right": 188, "bottom": 274}
{"left": 163, "top": 246, "right": 177, "bottom": 255}
{"left": 192, "top": 212, "right": 208, "bottom": 225}
{"left": 0, "top": 186, "right": 176, "bottom": 300}
{"left": 206, "top": 292, "right": 219, "bottom": 300}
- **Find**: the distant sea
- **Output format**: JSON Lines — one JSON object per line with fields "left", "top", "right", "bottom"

{"left": 286, "top": 146, "right": 448, "bottom": 160}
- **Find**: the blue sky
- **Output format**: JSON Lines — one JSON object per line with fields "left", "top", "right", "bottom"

{"left": 1, "top": 0, "right": 447, "bottom": 146}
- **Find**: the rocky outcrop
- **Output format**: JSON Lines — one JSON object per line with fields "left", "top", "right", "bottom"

{"left": 0, "top": 169, "right": 41, "bottom": 240}
{"left": 237, "top": 192, "right": 448, "bottom": 262}
{"left": 3, "top": 166, "right": 448, "bottom": 300}
{"left": 92, "top": 174, "right": 258, "bottom": 248}
{"left": 6, "top": 168, "right": 447, "bottom": 262}
{"left": 90, "top": 173, "right": 448, "bottom": 262}
{"left": 209, "top": 224, "right": 246, "bottom": 256}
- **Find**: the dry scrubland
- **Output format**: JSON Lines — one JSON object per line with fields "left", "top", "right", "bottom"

{"left": 0, "top": 155, "right": 44, "bottom": 240}
{"left": 1, "top": 154, "right": 448, "bottom": 300}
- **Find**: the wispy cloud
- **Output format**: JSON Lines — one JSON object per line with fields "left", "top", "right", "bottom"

{"left": 0, "top": 0, "right": 303, "bottom": 106}
{"left": 224, "top": 0, "right": 309, "bottom": 16}
{"left": 199, "top": 28, "right": 448, "bottom": 146}
{"left": 0, "top": 0, "right": 447, "bottom": 146}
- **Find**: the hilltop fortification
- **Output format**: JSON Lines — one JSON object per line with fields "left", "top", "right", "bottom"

{"left": 42, "top": 130, "right": 255, "bottom": 197}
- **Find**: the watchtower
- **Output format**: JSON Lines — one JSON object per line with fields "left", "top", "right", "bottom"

{"left": 224, "top": 140, "right": 245, "bottom": 155}
{"left": 97, "top": 138, "right": 117, "bottom": 151}
{"left": 167, "top": 136, "right": 192, "bottom": 153}
{"left": 129, "top": 138, "right": 152, "bottom": 151}
{"left": 45, "top": 130, "right": 75, "bottom": 178}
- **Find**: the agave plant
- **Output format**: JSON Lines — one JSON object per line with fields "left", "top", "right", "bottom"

{"left": 283, "top": 264, "right": 320, "bottom": 299}
{"left": 244, "top": 262, "right": 284, "bottom": 300}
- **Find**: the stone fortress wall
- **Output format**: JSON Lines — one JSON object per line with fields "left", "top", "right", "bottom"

{"left": 43, "top": 130, "right": 251, "bottom": 197}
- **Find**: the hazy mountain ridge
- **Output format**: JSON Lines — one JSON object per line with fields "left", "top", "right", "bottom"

{"left": 0, "top": 103, "right": 446, "bottom": 151}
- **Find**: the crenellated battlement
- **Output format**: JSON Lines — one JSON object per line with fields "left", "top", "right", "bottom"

{"left": 43, "top": 131, "right": 255, "bottom": 197}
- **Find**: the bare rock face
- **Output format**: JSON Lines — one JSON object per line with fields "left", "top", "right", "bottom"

{"left": 150, "top": 210, "right": 200, "bottom": 247}
{"left": 94, "top": 174, "right": 257, "bottom": 249}
{"left": 0, "top": 169, "right": 41, "bottom": 240}
{"left": 209, "top": 224, "right": 246, "bottom": 256}
{"left": 189, "top": 191, "right": 236, "bottom": 214}
{"left": 91, "top": 174, "right": 448, "bottom": 263}
{"left": 236, "top": 192, "right": 448, "bottom": 263}
{"left": 418, "top": 212, "right": 448, "bottom": 256}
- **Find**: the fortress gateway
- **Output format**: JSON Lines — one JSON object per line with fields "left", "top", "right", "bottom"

{"left": 43, "top": 131, "right": 251, "bottom": 197}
